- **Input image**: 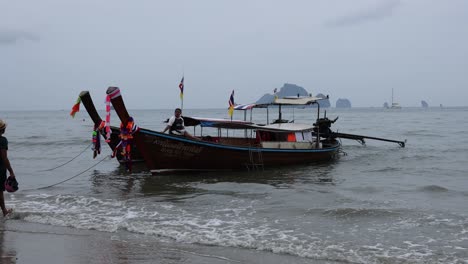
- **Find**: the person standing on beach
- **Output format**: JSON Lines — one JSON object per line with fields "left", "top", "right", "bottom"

{"left": 0, "top": 119, "right": 15, "bottom": 217}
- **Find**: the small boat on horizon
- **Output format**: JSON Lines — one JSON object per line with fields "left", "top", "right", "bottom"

{"left": 384, "top": 89, "right": 402, "bottom": 109}
{"left": 389, "top": 88, "right": 401, "bottom": 109}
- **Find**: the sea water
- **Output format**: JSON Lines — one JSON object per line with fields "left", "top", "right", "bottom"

{"left": 1, "top": 107, "right": 468, "bottom": 263}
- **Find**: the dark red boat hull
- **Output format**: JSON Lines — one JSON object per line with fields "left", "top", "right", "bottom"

{"left": 138, "top": 128, "right": 340, "bottom": 172}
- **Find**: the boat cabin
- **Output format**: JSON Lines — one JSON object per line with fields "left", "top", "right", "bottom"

{"left": 180, "top": 95, "right": 328, "bottom": 149}
{"left": 255, "top": 124, "right": 321, "bottom": 149}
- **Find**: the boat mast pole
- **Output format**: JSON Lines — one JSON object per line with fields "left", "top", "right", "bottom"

{"left": 267, "top": 107, "right": 269, "bottom": 125}
{"left": 391, "top": 88, "right": 394, "bottom": 106}
{"left": 316, "top": 102, "right": 320, "bottom": 148}
{"left": 292, "top": 107, "right": 295, "bottom": 123}
{"left": 180, "top": 74, "right": 184, "bottom": 111}
{"left": 244, "top": 110, "right": 247, "bottom": 138}
{"left": 278, "top": 104, "right": 282, "bottom": 121}
{"left": 250, "top": 108, "right": 253, "bottom": 139}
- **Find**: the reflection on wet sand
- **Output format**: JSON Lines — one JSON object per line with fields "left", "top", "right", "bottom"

{"left": 0, "top": 226, "right": 17, "bottom": 263}
{"left": 2, "top": 222, "right": 231, "bottom": 264}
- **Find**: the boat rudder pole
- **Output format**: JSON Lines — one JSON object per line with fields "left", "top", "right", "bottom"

{"left": 331, "top": 132, "right": 406, "bottom": 148}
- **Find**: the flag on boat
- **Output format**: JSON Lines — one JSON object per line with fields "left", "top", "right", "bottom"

{"left": 70, "top": 97, "right": 81, "bottom": 118}
{"left": 179, "top": 76, "right": 184, "bottom": 99}
{"left": 228, "top": 90, "right": 235, "bottom": 117}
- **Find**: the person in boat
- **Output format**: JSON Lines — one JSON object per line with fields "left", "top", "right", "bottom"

{"left": 0, "top": 119, "right": 15, "bottom": 217}
{"left": 162, "top": 108, "right": 197, "bottom": 139}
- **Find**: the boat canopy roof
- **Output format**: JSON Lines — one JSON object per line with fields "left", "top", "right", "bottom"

{"left": 183, "top": 116, "right": 253, "bottom": 128}
{"left": 234, "top": 104, "right": 257, "bottom": 110}
{"left": 183, "top": 116, "right": 314, "bottom": 132}
{"left": 271, "top": 96, "right": 324, "bottom": 105}
{"left": 234, "top": 96, "right": 325, "bottom": 111}
{"left": 254, "top": 123, "right": 315, "bottom": 132}
{"left": 180, "top": 96, "right": 323, "bottom": 132}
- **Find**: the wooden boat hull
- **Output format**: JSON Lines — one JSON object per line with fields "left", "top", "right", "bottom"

{"left": 138, "top": 128, "right": 340, "bottom": 172}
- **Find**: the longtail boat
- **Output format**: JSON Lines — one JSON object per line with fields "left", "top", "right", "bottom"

{"left": 79, "top": 91, "right": 144, "bottom": 165}
{"left": 104, "top": 87, "right": 405, "bottom": 174}
{"left": 106, "top": 87, "right": 347, "bottom": 174}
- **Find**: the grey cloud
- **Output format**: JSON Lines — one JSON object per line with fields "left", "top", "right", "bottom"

{"left": 325, "top": 0, "right": 401, "bottom": 27}
{"left": 0, "top": 30, "right": 39, "bottom": 45}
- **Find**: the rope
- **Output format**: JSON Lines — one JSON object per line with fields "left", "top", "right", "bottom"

{"left": 39, "top": 143, "right": 93, "bottom": 171}
{"left": 337, "top": 138, "right": 348, "bottom": 156}
{"left": 23, "top": 155, "right": 111, "bottom": 191}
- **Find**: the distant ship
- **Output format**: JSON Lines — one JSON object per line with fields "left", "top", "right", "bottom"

{"left": 390, "top": 102, "right": 401, "bottom": 109}
{"left": 391, "top": 88, "right": 401, "bottom": 109}
{"left": 385, "top": 89, "right": 401, "bottom": 109}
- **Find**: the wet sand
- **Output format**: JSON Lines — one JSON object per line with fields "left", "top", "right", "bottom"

{"left": 1, "top": 220, "right": 339, "bottom": 264}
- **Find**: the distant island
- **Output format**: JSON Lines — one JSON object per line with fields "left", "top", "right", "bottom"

{"left": 255, "top": 83, "right": 334, "bottom": 108}
{"left": 336, "top": 98, "right": 352, "bottom": 108}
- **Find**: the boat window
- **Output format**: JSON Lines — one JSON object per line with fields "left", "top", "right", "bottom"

{"left": 256, "top": 131, "right": 294, "bottom": 142}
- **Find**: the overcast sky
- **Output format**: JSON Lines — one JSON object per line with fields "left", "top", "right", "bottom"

{"left": 1, "top": 0, "right": 467, "bottom": 110}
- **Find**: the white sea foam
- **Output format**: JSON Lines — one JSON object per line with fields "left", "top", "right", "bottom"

{"left": 8, "top": 193, "right": 468, "bottom": 263}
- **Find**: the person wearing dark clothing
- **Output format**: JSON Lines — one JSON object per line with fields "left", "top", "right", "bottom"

{"left": 0, "top": 119, "right": 15, "bottom": 217}
{"left": 162, "top": 108, "right": 197, "bottom": 139}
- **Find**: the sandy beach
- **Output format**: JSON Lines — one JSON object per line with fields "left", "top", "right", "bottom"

{"left": 2, "top": 219, "right": 336, "bottom": 264}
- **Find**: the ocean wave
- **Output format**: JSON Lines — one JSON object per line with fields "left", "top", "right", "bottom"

{"left": 343, "top": 186, "right": 381, "bottom": 194}
{"left": 13, "top": 139, "right": 89, "bottom": 147}
{"left": 402, "top": 130, "right": 440, "bottom": 137}
{"left": 8, "top": 194, "right": 468, "bottom": 264}
{"left": 322, "top": 208, "right": 402, "bottom": 218}
{"left": 401, "top": 153, "right": 439, "bottom": 161}
{"left": 23, "top": 135, "right": 47, "bottom": 140}
{"left": 363, "top": 166, "right": 401, "bottom": 173}
{"left": 418, "top": 185, "right": 449, "bottom": 193}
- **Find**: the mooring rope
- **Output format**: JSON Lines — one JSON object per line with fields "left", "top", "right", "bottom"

{"left": 337, "top": 138, "right": 348, "bottom": 156}
{"left": 39, "top": 143, "right": 93, "bottom": 172}
{"left": 23, "top": 155, "right": 111, "bottom": 191}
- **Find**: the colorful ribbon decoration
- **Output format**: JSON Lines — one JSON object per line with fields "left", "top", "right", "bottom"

{"left": 92, "top": 120, "right": 106, "bottom": 158}
{"left": 70, "top": 97, "right": 81, "bottom": 118}
{"left": 112, "top": 117, "right": 139, "bottom": 172}
{"left": 105, "top": 95, "right": 111, "bottom": 143}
